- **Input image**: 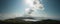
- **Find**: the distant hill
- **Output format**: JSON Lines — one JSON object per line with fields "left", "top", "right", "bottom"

{"left": 0, "top": 17, "right": 60, "bottom": 24}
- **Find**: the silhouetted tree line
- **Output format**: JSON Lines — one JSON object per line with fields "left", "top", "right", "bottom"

{"left": 0, "top": 19, "right": 60, "bottom": 24}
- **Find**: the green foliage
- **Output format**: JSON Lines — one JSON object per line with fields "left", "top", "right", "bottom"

{"left": 40, "top": 19, "right": 60, "bottom": 24}
{"left": 0, "top": 19, "right": 60, "bottom": 24}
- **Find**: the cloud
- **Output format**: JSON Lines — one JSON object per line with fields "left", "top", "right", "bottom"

{"left": 24, "top": 0, "right": 45, "bottom": 16}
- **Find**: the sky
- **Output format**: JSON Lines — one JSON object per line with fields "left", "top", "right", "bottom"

{"left": 42, "top": 0, "right": 60, "bottom": 16}
{"left": 41, "top": 0, "right": 60, "bottom": 20}
{"left": 0, "top": 0, "right": 60, "bottom": 20}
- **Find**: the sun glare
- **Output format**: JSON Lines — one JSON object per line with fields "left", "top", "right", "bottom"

{"left": 25, "top": 0, "right": 34, "bottom": 7}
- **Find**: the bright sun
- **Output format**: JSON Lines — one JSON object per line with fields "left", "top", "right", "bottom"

{"left": 25, "top": 0, "right": 34, "bottom": 13}
{"left": 25, "top": 0, "right": 34, "bottom": 7}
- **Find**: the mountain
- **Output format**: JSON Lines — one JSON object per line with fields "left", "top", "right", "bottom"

{"left": 0, "top": 16, "right": 60, "bottom": 24}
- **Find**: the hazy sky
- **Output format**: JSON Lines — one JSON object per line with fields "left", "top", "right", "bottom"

{"left": 0, "top": 0, "right": 60, "bottom": 20}
{"left": 42, "top": 0, "right": 60, "bottom": 20}
{"left": 42, "top": 0, "right": 60, "bottom": 16}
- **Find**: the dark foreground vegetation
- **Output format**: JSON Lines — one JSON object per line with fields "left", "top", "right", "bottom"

{"left": 0, "top": 19, "right": 60, "bottom": 24}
